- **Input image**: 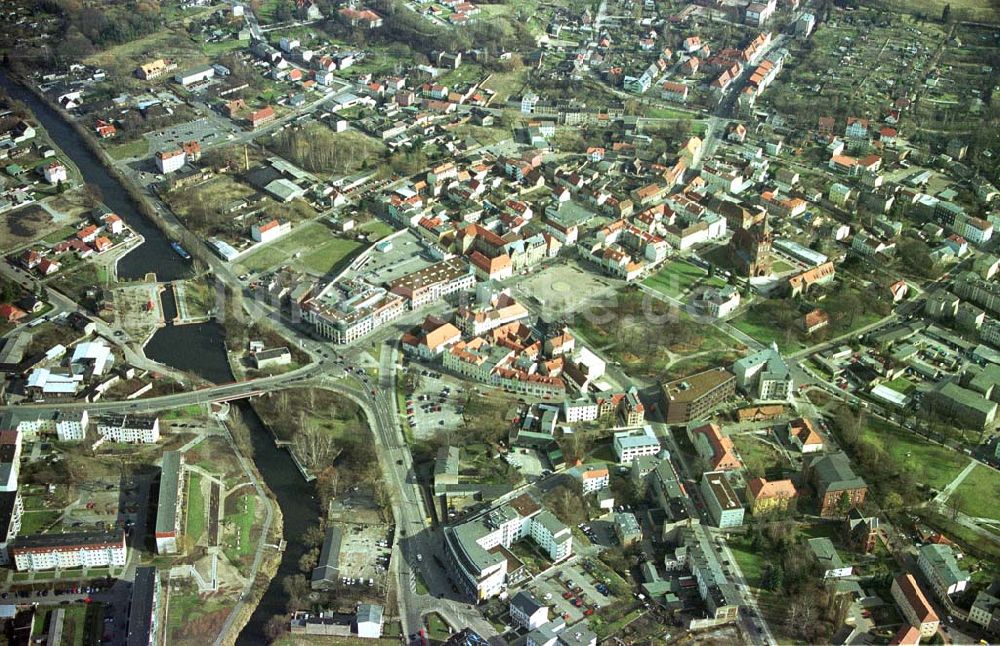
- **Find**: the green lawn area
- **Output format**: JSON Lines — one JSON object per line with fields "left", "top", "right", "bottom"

{"left": 166, "top": 589, "right": 229, "bottom": 642}
{"left": 425, "top": 613, "right": 452, "bottom": 640}
{"left": 223, "top": 494, "right": 256, "bottom": 560}
{"left": 731, "top": 309, "right": 808, "bottom": 354}
{"left": 61, "top": 604, "right": 90, "bottom": 646}
{"left": 642, "top": 260, "right": 713, "bottom": 298}
{"left": 238, "top": 223, "right": 362, "bottom": 275}
{"left": 732, "top": 434, "right": 789, "bottom": 479}
{"left": 163, "top": 404, "right": 204, "bottom": 420}
{"left": 106, "top": 139, "right": 149, "bottom": 160}
{"left": 41, "top": 224, "right": 80, "bottom": 244}
{"left": 884, "top": 377, "right": 916, "bottom": 395}
{"left": 20, "top": 510, "right": 60, "bottom": 535}
{"left": 201, "top": 38, "right": 244, "bottom": 56}
{"left": 571, "top": 289, "right": 745, "bottom": 380}
{"left": 297, "top": 236, "right": 363, "bottom": 274}
{"left": 952, "top": 465, "right": 1000, "bottom": 520}
{"left": 771, "top": 259, "right": 795, "bottom": 274}
{"left": 185, "top": 473, "right": 206, "bottom": 543}
{"left": 861, "top": 419, "right": 968, "bottom": 490}
{"left": 358, "top": 219, "right": 394, "bottom": 239}
{"left": 729, "top": 537, "right": 766, "bottom": 587}
{"left": 641, "top": 105, "right": 698, "bottom": 119}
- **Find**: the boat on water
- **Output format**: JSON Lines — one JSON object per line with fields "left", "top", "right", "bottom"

{"left": 171, "top": 242, "right": 191, "bottom": 260}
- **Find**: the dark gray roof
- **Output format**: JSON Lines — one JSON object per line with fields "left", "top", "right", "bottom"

{"left": 311, "top": 526, "right": 341, "bottom": 586}
{"left": 126, "top": 567, "right": 158, "bottom": 646}
{"left": 154, "top": 452, "right": 181, "bottom": 534}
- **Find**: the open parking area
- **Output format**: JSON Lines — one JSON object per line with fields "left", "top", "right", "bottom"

{"left": 144, "top": 117, "right": 229, "bottom": 156}
{"left": 403, "top": 367, "right": 468, "bottom": 440}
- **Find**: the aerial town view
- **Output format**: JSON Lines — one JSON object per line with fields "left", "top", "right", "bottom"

{"left": 0, "top": 0, "right": 996, "bottom": 643}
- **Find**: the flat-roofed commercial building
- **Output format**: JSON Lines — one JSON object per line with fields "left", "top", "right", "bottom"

{"left": 443, "top": 494, "right": 572, "bottom": 601}
{"left": 387, "top": 258, "right": 475, "bottom": 309}
{"left": 662, "top": 368, "right": 736, "bottom": 424}
{"left": 700, "top": 472, "right": 744, "bottom": 528}
{"left": 304, "top": 280, "right": 406, "bottom": 344}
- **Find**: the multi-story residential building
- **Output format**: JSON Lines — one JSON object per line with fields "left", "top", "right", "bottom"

{"left": 42, "top": 161, "right": 68, "bottom": 184}
{"left": 154, "top": 451, "right": 183, "bottom": 555}
{"left": 155, "top": 149, "right": 186, "bottom": 174}
{"left": 614, "top": 512, "right": 642, "bottom": 546}
{"left": 969, "top": 589, "right": 1000, "bottom": 635}
{"left": 613, "top": 426, "right": 661, "bottom": 465}
{"left": 689, "top": 423, "right": 742, "bottom": 471}
{"left": 96, "top": 415, "right": 160, "bottom": 444}
{"left": 954, "top": 271, "right": 1000, "bottom": 316}
{"left": 127, "top": 566, "right": 161, "bottom": 646}
{"left": 510, "top": 591, "right": 549, "bottom": 630}
{"left": 746, "top": 477, "right": 797, "bottom": 515}
{"left": 388, "top": 258, "right": 475, "bottom": 309}
{"left": 891, "top": 573, "right": 939, "bottom": 638}
{"left": 926, "top": 381, "right": 997, "bottom": 430}
{"left": 577, "top": 466, "right": 609, "bottom": 494}
{"left": 455, "top": 293, "right": 529, "bottom": 337}
{"left": 698, "top": 285, "right": 740, "bottom": 318}
{"left": 661, "top": 368, "right": 736, "bottom": 424}
{"left": 918, "top": 544, "right": 970, "bottom": 599}
{"left": 682, "top": 527, "right": 740, "bottom": 621}
{"left": 700, "top": 472, "right": 744, "bottom": 528}
{"left": 55, "top": 411, "right": 89, "bottom": 441}
{"left": 443, "top": 494, "right": 572, "bottom": 601}
{"left": 620, "top": 387, "right": 646, "bottom": 426}
{"left": 562, "top": 397, "right": 599, "bottom": 424}
{"left": 733, "top": 343, "right": 793, "bottom": 400}
{"left": 785, "top": 417, "right": 824, "bottom": 453}
{"left": 304, "top": 281, "right": 407, "bottom": 344}
{"left": 0, "top": 431, "right": 22, "bottom": 492}
{"left": 806, "top": 452, "right": 868, "bottom": 517}
{"left": 0, "top": 491, "right": 23, "bottom": 565}
{"left": 11, "top": 531, "right": 127, "bottom": 571}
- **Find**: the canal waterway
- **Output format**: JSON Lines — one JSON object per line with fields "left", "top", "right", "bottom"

{"left": 0, "top": 68, "right": 317, "bottom": 640}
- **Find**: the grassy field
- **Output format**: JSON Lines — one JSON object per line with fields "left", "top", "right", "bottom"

{"left": 357, "top": 219, "right": 394, "bottom": 239}
{"left": 884, "top": 377, "right": 916, "bottom": 395}
{"left": 729, "top": 536, "right": 766, "bottom": 587}
{"left": 642, "top": 260, "right": 720, "bottom": 298}
{"left": 297, "top": 236, "right": 364, "bottom": 275}
{"left": 861, "top": 419, "right": 968, "bottom": 490}
{"left": 237, "top": 223, "right": 361, "bottom": 274}
{"left": 61, "top": 604, "right": 91, "bottom": 646}
{"left": 953, "top": 465, "right": 1000, "bottom": 520}
{"left": 186, "top": 473, "right": 205, "bottom": 543}
{"left": 732, "top": 434, "right": 789, "bottom": 479}
{"left": 223, "top": 494, "right": 257, "bottom": 562}
{"left": 20, "top": 510, "right": 60, "bottom": 535}
{"left": 166, "top": 588, "right": 231, "bottom": 645}
{"left": 882, "top": 0, "right": 999, "bottom": 22}
{"left": 731, "top": 312, "right": 808, "bottom": 354}
{"left": 425, "top": 613, "right": 452, "bottom": 641}
{"left": 106, "top": 139, "right": 150, "bottom": 160}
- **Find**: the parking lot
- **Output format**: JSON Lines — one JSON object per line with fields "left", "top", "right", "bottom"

{"left": 522, "top": 559, "right": 620, "bottom": 628}
{"left": 404, "top": 368, "right": 466, "bottom": 440}
{"left": 337, "top": 521, "right": 393, "bottom": 588}
{"left": 144, "top": 117, "right": 230, "bottom": 157}
{"left": 350, "top": 229, "right": 433, "bottom": 285}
